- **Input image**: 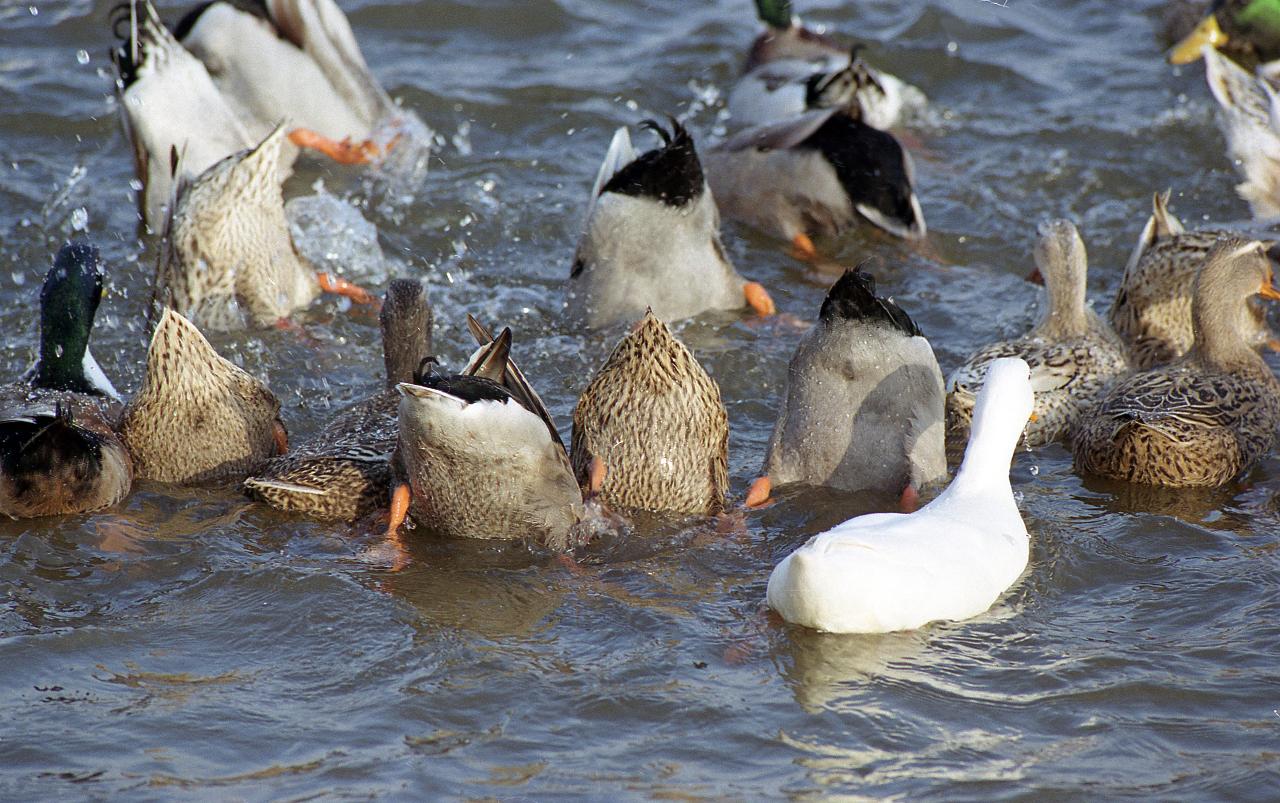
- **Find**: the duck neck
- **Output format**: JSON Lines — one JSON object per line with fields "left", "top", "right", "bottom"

{"left": 949, "top": 401, "right": 1021, "bottom": 496}
{"left": 34, "top": 297, "right": 94, "bottom": 394}
{"left": 1190, "top": 289, "right": 1261, "bottom": 372}
{"left": 1036, "top": 272, "right": 1089, "bottom": 339}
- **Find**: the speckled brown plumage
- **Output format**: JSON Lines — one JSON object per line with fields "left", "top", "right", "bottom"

{"left": 571, "top": 310, "right": 728, "bottom": 515}
{"left": 947, "top": 220, "right": 1129, "bottom": 448}
{"left": 154, "top": 125, "right": 318, "bottom": 331}
{"left": 1108, "top": 192, "right": 1275, "bottom": 369}
{"left": 244, "top": 279, "right": 432, "bottom": 520}
{"left": 121, "top": 308, "right": 285, "bottom": 484}
{"left": 1075, "top": 239, "right": 1280, "bottom": 487}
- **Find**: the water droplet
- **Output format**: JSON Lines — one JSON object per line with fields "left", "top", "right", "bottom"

{"left": 946, "top": 41, "right": 958, "bottom": 54}
{"left": 28, "top": 5, "right": 38, "bottom": 16}
{"left": 54, "top": 344, "right": 63, "bottom": 358}
{"left": 76, "top": 49, "right": 90, "bottom": 65}
{"left": 129, "top": 178, "right": 144, "bottom": 192}
{"left": 1029, "top": 465, "right": 1040, "bottom": 476}
{"left": 11, "top": 272, "right": 25, "bottom": 286}
{"left": 70, "top": 207, "right": 88, "bottom": 231}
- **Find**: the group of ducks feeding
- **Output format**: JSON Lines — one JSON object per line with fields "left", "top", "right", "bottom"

{"left": 3, "top": 0, "right": 1279, "bottom": 636}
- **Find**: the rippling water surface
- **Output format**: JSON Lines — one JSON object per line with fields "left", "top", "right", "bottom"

{"left": 2, "top": 0, "right": 1279, "bottom": 797}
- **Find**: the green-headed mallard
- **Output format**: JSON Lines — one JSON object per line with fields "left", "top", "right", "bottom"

{"left": 568, "top": 119, "right": 775, "bottom": 328}
{"left": 947, "top": 220, "right": 1129, "bottom": 447}
{"left": 388, "top": 325, "right": 597, "bottom": 550}
{"left": 747, "top": 268, "right": 945, "bottom": 509}
{"left": 1169, "top": 0, "right": 1280, "bottom": 66}
{"left": 244, "top": 278, "right": 432, "bottom": 520}
{"left": 1074, "top": 239, "right": 1280, "bottom": 486}
{"left": 1, "top": 242, "right": 132, "bottom": 518}
{"left": 703, "top": 107, "right": 925, "bottom": 254}
{"left": 734, "top": 0, "right": 925, "bottom": 131}
{"left": 154, "top": 124, "right": 376, "bottom": 331}
{"left": 571, "top": 310, "right": 729, "bottom": 516}
{"left": 120, "top": 307, "right": 288, "bottom": 484}
{"left": 1109, "top": 191, "right": 1278, "bottom": 368}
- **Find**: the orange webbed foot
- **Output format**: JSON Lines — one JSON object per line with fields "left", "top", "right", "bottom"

{"left": 743, "top": 281, "right": 776, "bottom": 317}
{"left": 316, "top": 272, "right": 380, "bottom": 309}
{"left": 745, "top": 476, "right": 773, "bottom": 510}
{"left": 288, "top": 128, "right": 384, "bottom": 165}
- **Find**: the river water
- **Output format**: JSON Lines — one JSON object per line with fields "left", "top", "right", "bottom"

{"left": 2, "top": 0, "right": 1278, "bottom": 798}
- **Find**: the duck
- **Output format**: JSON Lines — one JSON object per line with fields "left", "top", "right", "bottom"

{"left": 387, "top": 325, "right": 596, "bottom": 550}
{"left": 567, "top": 119, "right": 775, "bottom": 328}
{"left": 570, "top": 310, "right": 729, "bottom": 516}
{"left": 1109, "top": 191, "right": 1279, "bottom": 369}
{"left": 243, "top": 278, "right": 433, "bottom": 520}
{"left": 733, "top": 0, "right": 925, "bottom": 131}
{"left": 946, "top": 219, "right": 1128, "bottom": 448}
{"left": 153, "top": 124, "right": 377, "bottom": 331}
{"left": 767, "top": 357, "right": 1033, "bottom": 634}
{"left": 1169, "top": 0, "right": 1280, "bottom": 66}
{"left": 1200, "top": 46, "right": 1280, "bottom": 218}
{"left": 703, "top": 107, "right": 925, "bottom": 256}
{"left": 746, "top": 267, "right": 945, "bottom": 510}
{"left": 120, "top": 307, "right": 289, "bottom": 484}
{"left": 112, "top": 0, "right": 418, "bottom": 230}
{"left": 0, "top": 242, "right": 132, "bottom": 518}
{"left": 1074, "top": 238, "right": 1280, "bottom": 487}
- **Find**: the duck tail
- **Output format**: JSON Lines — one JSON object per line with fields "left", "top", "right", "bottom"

{"left": 1204, "top": 47, "right": 1280, "bottom": 218}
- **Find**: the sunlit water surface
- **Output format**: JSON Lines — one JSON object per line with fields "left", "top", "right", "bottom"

{"left": 2, "top": 0, "right": 1279, "bottom": 797}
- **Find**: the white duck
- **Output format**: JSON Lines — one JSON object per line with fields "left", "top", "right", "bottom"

{"left": 767, "top": 357, "right": 1033, "bottom": 634}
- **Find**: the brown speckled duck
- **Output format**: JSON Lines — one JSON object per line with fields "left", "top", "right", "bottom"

{"left": 121, "top": 308, "right": 288, "bottom": 484}
{"left": 244, "top": 279, "right": 432, "bottom": 520}
{"left": 1074, "top": 239, "right": 1280, "bottom": 487}
{"left": 571, "top": 310, "right": 729, "bottom": 516}
{"left": 947, "top": 220, "right": 1129, "bottom": 448}
{"left": 1, "top": 243, "right": 132, "bottom": 518}
{"left": 1108, "top": 191, "right": 1278, "bottom": 369}
{"left": 153, "top": 124, "right": 376, "bottom": 331}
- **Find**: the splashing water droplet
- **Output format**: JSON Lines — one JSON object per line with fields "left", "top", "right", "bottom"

{"left": 76, "top": 49, "right": 90, "bottom": 65}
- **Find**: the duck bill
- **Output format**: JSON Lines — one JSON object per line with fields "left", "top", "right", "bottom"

{"left": 1169, "top": 14, "right": 1227, "bottom": 65}
{"left": 1258, "top": 281, "right": 1280, "bottom": 302}
{"left": 856, "top": 196, "right": 927, "bottom": 241}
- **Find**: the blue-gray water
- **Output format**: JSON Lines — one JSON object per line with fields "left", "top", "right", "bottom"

{"left": 2, "top": 0, "right": 1279, "bottom": 798}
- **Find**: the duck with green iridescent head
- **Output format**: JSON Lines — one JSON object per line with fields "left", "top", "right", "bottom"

{"left": 0, "top": 242, "right": 133, "bottom": 519}
{"left": 1169, "top": 0, "right": 1280, "bottom": 66}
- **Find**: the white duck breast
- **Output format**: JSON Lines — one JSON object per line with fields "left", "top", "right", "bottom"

{"left": 112, "top": 0, "right": 254, "bottom": 229}
{"left": 761, "top": 268, "right": 945, "bottom": 494}
{"left": 568, "top": 120, "right": 752, "bottom": 328}
{"left": 767, "top": 357, "right": 1033, "bottom": 634}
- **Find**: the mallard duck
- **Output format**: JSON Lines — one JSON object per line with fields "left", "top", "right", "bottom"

{"left": 947, "top": 220, "right": 1128, "bottom": 448}
{"left": 1, "top": 242, "right": 132, "bottom": 518}
{"left": 1109, "top": 191, "right": 1278, "bottom": 368}
{"left": 1201, "top": 47, "right": 1280, "bottom": 218}
{"left": 112, "top": 0, "right": 417, "bottom": 230}
{"left": 767, "top": 357, "right": 1033, "bottom": 634}
{"left": 567, "top": 119, "right": 775, "bottom": 328}
{"left": 570, "top": 310, "right": 729, "bottom": 515}
{"left": 153, "top": 124, "right": 376, "bottom": 331}
{"left": 728, "top": 46, "right": 926, "bottom": 132}
{"left": 703, "top": 107, "right": 925, "bottom": 255}
{"left": 120, "top": 307, "right": 288, "bottom": 484}
{"left": 746, "top": 268, "right": 945, "bottom": 509}
{"left": 244, "top": 278, "right": 432, "bottom": 520}
{"left": 387, "top": 327, "right": 590, "bottom": 550}
{"left": 1074, "top": 239, "right": 1280, "bottom": 487}
{"left": 1169, "top": 0, "right": 1280, "bottom": 65}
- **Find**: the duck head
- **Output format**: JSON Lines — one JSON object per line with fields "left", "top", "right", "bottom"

{"left": 1170, "top": 0, "right": 1280, "bottom": 65}
{"left": 31, "top": 242, "right": 117, "bottom": 398}
{"left": 1032, "top": 219, "right": 1091, "bottom": 337}
{"left": 1191, "top": 238, "right": 1280, "bottom": 366}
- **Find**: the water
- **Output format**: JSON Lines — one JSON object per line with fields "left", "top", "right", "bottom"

{"left": 2, "top": 0, "right": 1279, "bottom": 798}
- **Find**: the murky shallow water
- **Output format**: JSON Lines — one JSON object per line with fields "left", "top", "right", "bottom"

{"left": 2, "top": 0, "right": 1279, "bottom": 797}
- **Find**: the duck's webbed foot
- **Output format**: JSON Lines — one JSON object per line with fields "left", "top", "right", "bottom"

{"left": 317, "top": 272, "right": 380, "bottom": 308}
{"left": 288, "top": 128, "right": 385, "bottom": 165}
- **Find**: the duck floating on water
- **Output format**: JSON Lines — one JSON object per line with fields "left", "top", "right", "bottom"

{"left": 571, "top": 310, "right": 730, "bottom": 516}
{"left": 736, "top": 0, "right": 925, "bottom": 130}
{"left": 767, "top": 357, "right": 1033, "bottom": 635}
{"left": 747, "top": 267, "right": 945, "bottom": 509}
{"left": 0, "top": 243, "right": 132, "bottom": 518}
{"left": 244, "top": 279, "right": 433, "bottom": 521}
{"left": 120, "top": 308, "right": 289, "bottom": 484}
{"left": 567, "top": 119, "right": 775, "bottom": 328}
{"left": 153, "top": 124, "right": 377, "bottom": 331}
{"left": 1075, "top": 239, "right": 1280, "bottom": 487}
{"left": 947, "top": 220, "right": 1128, "bottom": 448}
{"left": 1109, "top": 191, "right": 1278, "bottom": 369}
{"left": 703, "top": 107, "right": 925, "bottom": 256}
